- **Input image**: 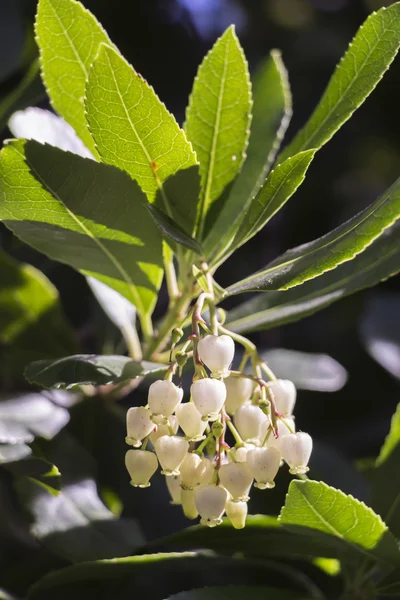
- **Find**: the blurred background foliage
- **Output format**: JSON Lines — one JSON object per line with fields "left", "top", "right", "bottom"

{"left": 1, "top": 0, "right": 400, "bottom": 597}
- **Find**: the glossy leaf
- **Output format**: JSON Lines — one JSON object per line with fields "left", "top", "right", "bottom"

{"left": 25, "top": 354, "right": 168, "bottom": 389}
{"left": 203, "top": 50, "right": 292, "bottom": 260}
{"left": 85, "top": 44, "right": 197, "bottom": 207}
{"left": 185, "top": 26, "right": 252, "bottom": 239}
{"left": 226, "top": 219, "right": 400, "bottom": 333}
{"left": 165, "top": 587, "right": 309, "bottom": 600}
{"left": 0, "top": 60, "right": 44, "bottom": 131}
{"left": 226, "top": 176, "right": 400, "bottom": 295}
{"left": 145, "top": 204, "right": 204, "bottom": 255}
{"left": 0, "top": 250, "right": 76, "bottom": 379}
{"left": 278, "top": 3, "right": 400, "bottom": 163}
{"left": 35, "top": 0, "right": 111, "bottom": 154}
{"left": 0, "top": 140, "right": 163, "bottom": 324}
{"left": 261, "top": 348, "right": 348, "bottom": 392}
{"left": 280, "top": 480, "right": 400, "bottom": 567}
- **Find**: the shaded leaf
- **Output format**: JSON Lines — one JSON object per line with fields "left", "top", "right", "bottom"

{"left": 165, "top": 587, "right": 309, "bottom": 600}
{"left": 261, "top": 348, "right": 348, "bottom": 392}
{"left": 145, "top": 204, "right": 203, "bottom": 255}
{"left": 6, "top": 455, "right": 61, "bottom": 495}
{"left": 226, "top": 176, "right": 400, "bottom": 295}
{"left": 376, "top": 569, "right": 400, "bottom": 596}
{"left": 185, "top": 26, "right": 252, "bottom": 239}
{"left": 278, "top": 3, "right": 400, "bottom": 163}
{"left": 157, "top": 166, "right": 201, "bottom": 237}
{"left": 87, "top": 276, "right": 136, "bottom": 332}
{"left": 85, "top": 44, "right": 197, "bottom": 206}
{"left": 25, "top": 354, "right": 168, "bottom": 389}
{"left": 0, "top": 140, "right": 163, "bottom": 323}
{"left": 225, "top": 219, "right": 400, "bottom": 333}
{"left": 35, "top": 0, "right": 111, "bottom": 154}
{"left": 280, "top": 480, "right": 400, "bottom": 567}
{"left": 0, "top": 250, "right": 77, "bottom": 379}
{"left": 360, "top": 292, "right": 400, "bottom": 380}
{"left": 377, "top": 404, "right": 400, "bottom": 467}
{"left": 0, "top": 60, "right": 44, "bottom": 131}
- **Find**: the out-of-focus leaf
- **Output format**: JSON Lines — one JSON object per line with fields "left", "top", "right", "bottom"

{"left": 16, "top": 434, "right": 144, "bottom": 562}
{"left": 87, "top": 277, "right": 136, "bottom": 331}
{"left": 8, "top": 106, "right": 93, "bottom": 158}
{"left": 280, "top": 480, "right": 400, "bottom": 567}
{"left": 85, "top": 44, "right": 197, "bottom": 207}
{"left": 226, "top": 177, "right": 400, "bottom": 295}
{"left": 0, "top": 250, "right": 77, "bottom": 379}
{"left": 226, "top": 220, "right": 400, "bottom": 333}
{"left": 0, "top": 60, "right": 45, "bottom": 131}
{"left": 164, "top": 587, "right": 309, "bottom": 600}
{"left": 261, "top": 348, "right": 347, "bottom": 392}
{"left": 277, "top": 3, "right": 400, "bottom": 163}
{"left": 376, "top": 568, "right": 400, "bottom": 596}
{"left": 360, "top": 292, "right": 400, "bottom": 380}
{"left": 377, "top": 404, "right": 400, "bottom": 467}
{"left": 0, "top": 443, "right": 32, "bottom": 464}
{"left": 0, "top": 589, "right": 18, "bottom": 600}
{"left": 184, "top": 26, "right": 251, "bottom": 239}
{"left": 0, "top": 139, "right": 163, "bottom": 323}
{"left": 6, "top": 455, "right": 61, "bottom": 495}
{"left": 25, "top": 355, "right": 168, "bottom": 389}
{"left": 35, "top": 0, "right": 112, "bottom": 154}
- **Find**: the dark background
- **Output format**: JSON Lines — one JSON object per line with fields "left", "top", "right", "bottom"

{"left": 0, "top": 0, "right": 400, "bottom": 596}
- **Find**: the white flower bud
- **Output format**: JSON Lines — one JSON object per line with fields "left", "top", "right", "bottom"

{"left": 148, "top": 380, "right": 183, "bottom": 423}
{"left": 197, "top": 334, "right": 235, "bottom": 378}
{"left": 268, "top": 379, "right": 296, "bottom": 417}
{"left": 181, "top": 488, "right": 198, "bottom": 520}
{"left": 218, "top": 462, "right": 253, "bottom": 502}
{"left": 180, "top": 453, "right": 209, "bottom": 489}
{"left": 246, "top": 447, "right": 281, "bottom": 489}
{"left": 224, "top": 376, "right": 254, "bottom": 415}
{"left": 166, "top": 474, "right": 182, "bottom": 505}
{"left": 149, "top": 415, "right": 178, "bottom": 445}
{"left": 280, "top": 432, "right": 312, "bottom": 474}
{"left": 264, "top": 417, "right": 296, "bottom": 450}
{"left": 225, "top": 499, "right": 247, "bottom": 529}
{"left": 234, "top": 404, "right": 268, "bottom": 444}
{"left": 191, "top": 378, "right": 226, "bottom": 422}
{"left": 155, "top": 435, "right": 189, "bottom": 476}
{"left": 126, "top": 407, "right": 155, "bottom": 447}
{"left": 175, "top": 402, "right": 207, "bottom": 441}
{"left": 125, "top": 449, "right": 158, "bottom": 487}
{"left": 194, "top": 485, "right": 228, "bottom": 527}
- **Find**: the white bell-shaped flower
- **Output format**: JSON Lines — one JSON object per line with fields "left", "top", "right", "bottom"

{"left": 126, "top": 406, "right": 155, "bottom": 447}
{"left": 155, "top": 435, "right": 189, "bottom": 476}
{"left": 280, "top": 431, "right": 313, "bottom": 474}
{"left": 197, "top": 334, "right": 235, "bottom": 378}
{"left": 268, "top": 379, "right": 296, "bottom": 417}
{"left": 225, "top": 499, "right": 247, "bottom": 529}
{"left": 228, "top": 443, "right": 255, "bottom": 463}
{"left": 218, "top": 462, "right": 253, "bottom": 502}
{"left": 199, "top": 458, "right": 215, "bottom": 485}
{"left": 125, "top": 449, "right": 158, "bottom": 487}
{"left": 194, "top": 485, "right": 228, "bottom": 527}
{"left": 264, "top": 417, "right": 296, "bottom": 450}
{"left": 180, "top": 453, "right": 209, "bottom": 489}
{"left": 191, "top": 378, "right": 226, "bottom": 422}
{"left": 234, "top": 404, "right": 268, "bottom": 444}
{"left": 246, "top": 447, "right": 281, "bottom": 489}
{"left": 148, "top": 379, "right": 183, "bottom": 423}
{"left": 149, "top": 415, "right": 178, "bottom": 444}
{"left": 181, "top": 488, "right": 198, "bottom": 520}
{"left": 175, "top": 402, "right": 207, "bottom": 441}
{"left": 166, "top": 474, "right": 182, "bottom": 505}
{"left": 224, "top": 376, "right": 254, "bottom": 415}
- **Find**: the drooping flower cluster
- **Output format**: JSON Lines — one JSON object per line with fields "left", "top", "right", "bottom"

{"left": 125, "top": 332, "right": 312, "bottom": 529}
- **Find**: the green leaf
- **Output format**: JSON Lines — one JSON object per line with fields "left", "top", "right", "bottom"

{"left": 376, "top": 569, "right": 400, "bottom": 596}
{"left": 0, "top": 60, "right": 44, "bottom": 131}
{"left": 226, "top": 176, "right": 400, "bottom": 295}
{"left": 24, "top": 354, "right": 168, "bottom": 389}
{"left": 184, "top": 25, "right": 252, "bottom": 239}
{"left": 7, "top": 455, "right": 61, "bottom": 495}
{"left": 280, "top": 480, "right": 400, "bottom": 567}
{"left": 260, "top": 349, "right": 347, "bottom": 392}
{"left": 377, "top": 404, "right": 400, "bottom": 467}
{"left": 277, "top": 3, "right": 400, "bottom": 163}
{"left": 35, "top": 0, "right": 111, "bottom": 154}
{"left": 0, "top": 250, "right": 77, "bottom": 379}
{"left": 203, "top": 50, "right": 292, "bottom": 261}
{"left": 85, "top": 44, "right": 197, "bottom": 209}
{"left": 165, "top": 587, "right": 309, "bottom": 600}
{"left": 225, "top": 219, "right": 400, "bottom": 333}
{"left": 159, "top": 166, "right": 201, "bottom": 236}
{"left": 145, "top": 204, "right": 204, "bottom": 255}
{"left": 0, "top": 140, "right": 163, "bottom": 326}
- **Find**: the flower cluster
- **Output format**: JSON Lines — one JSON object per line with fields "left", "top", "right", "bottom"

{"left": 125, "top": 333, "right": 312, "bottom": 529}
